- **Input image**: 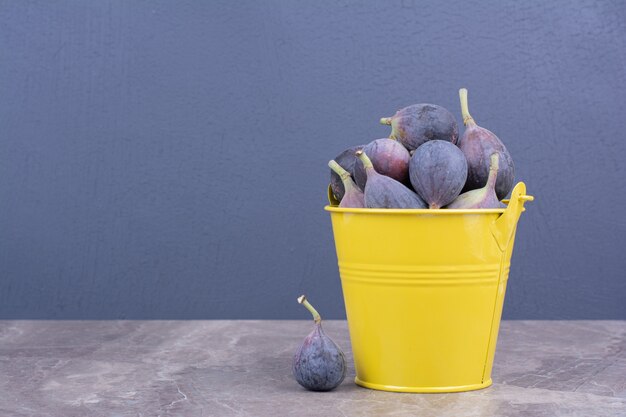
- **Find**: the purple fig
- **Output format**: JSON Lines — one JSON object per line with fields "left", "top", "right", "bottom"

{"left": 409, "top": 140, "right": 468, "bottom": 209}
{"left": 458, "top": 88, "right": 514, "bottom": 199}
{"left": 330, "top": 145, "right": 365, "bottom": 201}
{"left": 328, "top": 160, "right": 365, "bottom": 208}
{"left": 293, "top": 295, "right": 346, "bottom": 392}
{"left": 447, "top": 153, "right": 505, "bottom": 209}
{"left": 356, "top": 150, "right": 427, "bottom": 209}
{"left": 353, "top": 138, "right": 410, "bottom": 190}
{"left": 380, "top": 104, "right": 459, "bottom": 151}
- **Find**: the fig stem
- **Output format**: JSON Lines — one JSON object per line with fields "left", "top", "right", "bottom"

{"left": 380, "top": 117, "right": 392, "bottom": 125}
{"left": 328, "top": 160, "right": 350, "bottom": 179}
{"left": 459, "top": 88, "right": 476, "bottom": 126}
{"left": 329, "top": 160, "right": 358, "bottom": 193}
{"left": 297, "top": 295, "right": 321, "bottom": 323}
{"left": 486, "top": 153, "right": 500, "bottom": 189}
{"left": 355, "top": 150, "right": 374, "bottom": 170}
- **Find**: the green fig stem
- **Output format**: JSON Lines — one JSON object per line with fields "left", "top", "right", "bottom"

{"left": 459, "top": 88, "right": 476, "bottom": 127}
{"left": 329, "top": 160, "right": 358, "bottom": 192}
{"left": 328, "top": 160, "right": 350, "bottom": 179}
{"left": 486, "top": 153, "right": 500, "bottom": 189}
{"left": 380, "top": 117, "right": 392, "bottom": 125}
{"left": 297, "top": 295, "right": 321, "bottom": 324}
{"left": 355, "top": 150, "right": 374, "bottom": 171}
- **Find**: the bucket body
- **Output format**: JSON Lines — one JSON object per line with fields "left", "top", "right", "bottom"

{"left": 326, "top": 182, "right": 532, "bottom": 393}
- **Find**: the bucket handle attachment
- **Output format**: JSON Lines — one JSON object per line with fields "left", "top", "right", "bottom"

{"left": 490, "top": 182, "right": 534, "bottom": 251}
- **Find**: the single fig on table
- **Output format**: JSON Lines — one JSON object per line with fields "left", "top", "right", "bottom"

{"left": 293, "top": 295, "right": 347, "bottom": 392}
{"left": 447, "top": 153, "right": 505, "bottom": 209}
{"left": 409, "top": 140, "right": 468, "bottom": 209}
{"left": 380, "top": 104, "right": 459, "bottom": 151}
{"left": 330, "top": 145, "right": 364, "bottom": 201}
{"left": 458, "top": 88, "right": 514, "bottom": 199}
{"left": 353, "top": 138, "right": 410, "bottom": 190}
{"left": 356, "top": 150, "right": 427, "bottom": 209}
{"left": 328, "top": 160, "right": 365, "bottom": 208}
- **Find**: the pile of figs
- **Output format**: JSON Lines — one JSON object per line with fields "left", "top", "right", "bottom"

{"left": 329, "top": 89, "right": 515, "bottom": 209}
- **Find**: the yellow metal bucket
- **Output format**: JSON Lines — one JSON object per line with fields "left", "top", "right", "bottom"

{"left": 325, "top": 182, "right": 533, "bottom": 393}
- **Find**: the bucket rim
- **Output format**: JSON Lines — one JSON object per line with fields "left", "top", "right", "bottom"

{"left": 324, "top": 205, "right": 507, "bottom": 215}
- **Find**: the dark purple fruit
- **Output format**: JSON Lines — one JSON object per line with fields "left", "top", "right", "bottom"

{"left": 458, "top": 88, "right": 514, "bottom": 199}
{"left": 330, "top": 145, "right": 364, "bottom": 201}
{"left": 380, "top": 104, "right": 459, "bottom": 151}
{"left": 356, "top": 150, "right": 427, "bottom": 209}
{"left": 353, "top": 138, "right": 410, "bottom": 190}
{"left": 293, "top": 295, "right": 346, "bottom": 392}
{"left": 409, "top": 140, "right": 468, "bottom": 209}
{"left": 447, "top": 153, "right": 504, "bottom": 209}
{"left": 328, "top": 160, "right": 365, "bottom": 208}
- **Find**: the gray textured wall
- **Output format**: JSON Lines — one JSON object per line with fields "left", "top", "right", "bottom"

{"left": 1, "top": 1, "right": 624, "bottom": 319}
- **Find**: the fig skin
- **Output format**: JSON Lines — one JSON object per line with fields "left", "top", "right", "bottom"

{"left": 380, "top": 104, "right": 459, "bottom": 151}
{"left": 409, "top": 140, "right": 468, "bottom": 209}
{"left": 328, "top": 160, "right": 365, "bottom": 208}
{"left": 458, "top": 88, "right": 514, "bottom": 199}
{"left": 330, "top": 145, "right": 364, "bottom": 201}
{"left": 353, "top": 138, "right": 410, "bottom": 190}
{"left": 357, "top": 150, "right": 427, "bottom": 209}
{"left": 447, "top": 153, "right": 505, "bottom": 209}
{"left": 293, "top": 296, "right": 347, "bottom": 392}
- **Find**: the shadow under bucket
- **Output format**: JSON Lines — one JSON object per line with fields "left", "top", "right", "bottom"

{"left": 325, "top": 182, "right": 533, "bottom": 393}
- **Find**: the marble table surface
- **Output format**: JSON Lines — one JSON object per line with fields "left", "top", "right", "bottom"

{"left": 0, "top": 321, "right": 624, "bottom": 417}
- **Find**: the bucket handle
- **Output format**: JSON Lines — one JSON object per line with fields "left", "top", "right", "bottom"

{"left": 490, "top": 182, "right": 534, "bottom": 251}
